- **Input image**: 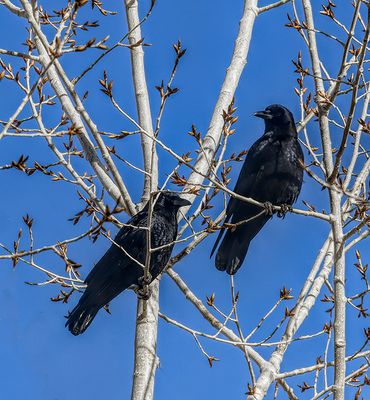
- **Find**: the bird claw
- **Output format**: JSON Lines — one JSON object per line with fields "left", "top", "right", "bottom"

{"left": 136, "top": 285, "right": 152, "bottom": 301}
{"left": 263, "top": 201, "right": 274, "bottom": 216}
{"left": 136, "top": 273, "right": 153, "bottom": 300}
{"left": 277, "top": 204, "right": 292, "bottom": 218}
{"left": 138, "top": 272, "right": 152, "bottom": 287}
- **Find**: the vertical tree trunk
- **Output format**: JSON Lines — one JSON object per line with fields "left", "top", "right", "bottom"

{"left": 124, "top": 1, "right": 160, "bottom": 399}
{"left": 131, "top": 280, "right": 160, "bottom": 400}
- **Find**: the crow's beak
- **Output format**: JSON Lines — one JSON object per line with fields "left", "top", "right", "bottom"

{"left": 175, "top": 197, "right": 192, "bottom": 207}
{"left": 254, "top": 111, "right": 273, "bottom": 120}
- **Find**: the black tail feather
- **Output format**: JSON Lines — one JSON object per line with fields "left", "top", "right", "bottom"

{"left": 213, "top": 214, "right": 270, "bottom": 274}
{"left": 65, "top": 303, "right": 99, "bottom": 336}
{"left": 215, "top": 228, "right": 251, "bottom": 275}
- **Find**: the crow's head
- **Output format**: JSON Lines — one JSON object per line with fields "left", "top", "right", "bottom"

{"left": 154, "top": 191, "right": 191, "bottom": 210}
{"left": 254, "top": 104, "right": 296, "bottom": 135}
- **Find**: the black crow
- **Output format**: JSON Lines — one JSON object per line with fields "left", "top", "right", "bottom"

{"left": 211, "top": 104, "right": 304, "bottom": 275}
{"left": 66, "top": 191, "right": 190, "bottom": 335}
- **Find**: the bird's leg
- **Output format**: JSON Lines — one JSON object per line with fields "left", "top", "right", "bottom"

{"left": 136, "top": 285, "right": 152, "bottom": 301}
{"left": 263, "top": 201, "right": 274, "bottom": 216}
{"left": 138, "top": 272, "right": 152, "bottom": 287}
{"left": 136, "top": 272, "right": 153, "bottom": 300}
{"left": 277, "top": 203, "right": 293, "bottom": 219}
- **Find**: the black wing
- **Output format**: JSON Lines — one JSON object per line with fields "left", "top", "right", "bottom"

{"left": 83, "top": 210, "right": 149, "bottom": 304}
{"left": 65, "top": 210, "right": 150, "bottom": 335}
{"left": 210, "top": 134, "right": 270, "bottom": 257}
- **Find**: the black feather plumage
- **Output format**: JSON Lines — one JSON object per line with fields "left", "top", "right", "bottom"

{"left": 66, "top": 192, "right": 190, "bottom": 335}
{"left": 211, "top": 104, "right": 304, "bottom": 275}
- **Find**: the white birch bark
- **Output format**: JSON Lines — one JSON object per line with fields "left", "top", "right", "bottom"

{"left": 124, "top": 2, "right": 160, "bottom": 399}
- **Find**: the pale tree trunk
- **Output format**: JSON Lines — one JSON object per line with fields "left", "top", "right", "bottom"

{"left": 125, "top": 0, "right": 158, "bottom": 205}
{"left": 131, "top": 281, "right": 160, "bottom": 400}
{"left": 124, "top": 1, "right": 160, "bottom": 400}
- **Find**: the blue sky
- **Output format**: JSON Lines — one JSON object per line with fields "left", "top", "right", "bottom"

{"left": 0, "top": 1, "right": 369, "bottom": 399}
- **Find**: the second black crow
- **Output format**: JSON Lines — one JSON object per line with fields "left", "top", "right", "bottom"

{"left": 211, "top": 104, "right": 304, "bottom": 275}
{"left": 66, "top": 191, "right": 190, "bottom": 335}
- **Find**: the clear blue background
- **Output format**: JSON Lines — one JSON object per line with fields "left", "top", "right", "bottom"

{"left": 0, "top": 1, "right": 369, "bottom": 399}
